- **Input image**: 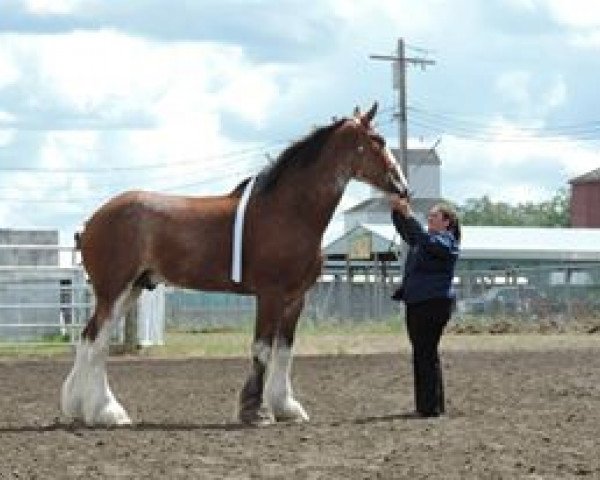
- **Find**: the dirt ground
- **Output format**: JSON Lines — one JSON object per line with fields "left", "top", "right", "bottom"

{"left": 1, "top": 346, "right": 600, "bottom": 479}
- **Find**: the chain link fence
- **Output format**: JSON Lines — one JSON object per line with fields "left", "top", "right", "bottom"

{"left": 453, "top": 264, "right": 600, "bottom": 324}
{"left": 3, "top": 263, "right": 600, "bottom": 343}
{"left": 165, "top": 264, "right": 600, "bottom": 329}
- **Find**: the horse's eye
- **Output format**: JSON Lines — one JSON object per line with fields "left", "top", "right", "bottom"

{"left": 371, "top": 135, "right": 385, "bottom": 148}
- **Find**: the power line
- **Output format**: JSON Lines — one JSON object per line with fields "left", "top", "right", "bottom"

{"left": 409, "top": 104, "right": 600, "bottom": 135}
{"left": 0, "top": 162, "right": 265, "bottom": 203}
{"left": 409, "top": 117, "right": 600, "bottom": 143}
{"left": 407, "top": 107, "right": 600, "bottom": 143}
{"left": 0, "top": 115, "right": 398, "bottom": 186}
{"left": 0, "top": 114, "right": 399, "bottom": 205}
{"left": 0, "top": 143, "right": 286, "bottom": 173}
{"left": 370, "top": 38, "right": 436, "bottom": 182}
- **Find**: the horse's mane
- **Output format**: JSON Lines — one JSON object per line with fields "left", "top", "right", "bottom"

{"left": 252, "top": 118, "right": 346, "bottom": 195}
{"left": 229, "top": 177, "right": 253, "bottom": 197}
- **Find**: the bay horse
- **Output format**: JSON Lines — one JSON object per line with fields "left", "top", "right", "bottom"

{"left": 61, "top": 102, "right": 409, "bottom": 426}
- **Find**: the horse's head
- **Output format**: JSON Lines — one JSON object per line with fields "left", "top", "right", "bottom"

{"left": 345, "top": 102, "right": 409, "bottom": 197}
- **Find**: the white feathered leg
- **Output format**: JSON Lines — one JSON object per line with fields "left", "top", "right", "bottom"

{"left": 60, "top": 340, "right": 86, "bottom": 421}
{"left": 61, "top": 324, "right": 131, "bottom": 426}
{"left": 265, "top": 339, "right": 309, "bottom": 422}
{"left": 238, "top": 339, "right": 275, "bottom": 425}
{"left": 61, "top": 290, "right": 135, "bottom": 426}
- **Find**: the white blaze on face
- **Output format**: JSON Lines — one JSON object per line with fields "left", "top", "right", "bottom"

{"left": 385, "top": 145, "right": 409, "bottom": 193}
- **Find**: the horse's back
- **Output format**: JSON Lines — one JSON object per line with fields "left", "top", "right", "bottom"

{"left": 85, "top": 190, "right": 233, "bottom": 227}
{"left": 80, "top": 190, "right": 239, "bottom": 292}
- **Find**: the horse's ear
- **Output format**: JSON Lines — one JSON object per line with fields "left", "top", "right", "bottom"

{"left": 353, "top": 105, "right": 361, "bottom": 118}
{"left": 361, "top": 101, "right": 378, "bottom": 126}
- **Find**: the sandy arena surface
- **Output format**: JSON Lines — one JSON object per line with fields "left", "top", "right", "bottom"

{"left": 1, "top": 347, "right": 600, "bottom": 479}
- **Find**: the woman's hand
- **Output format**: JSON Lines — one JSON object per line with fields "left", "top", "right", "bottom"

{"left": 389, "top": 193, "right": 412, "bottom": 217}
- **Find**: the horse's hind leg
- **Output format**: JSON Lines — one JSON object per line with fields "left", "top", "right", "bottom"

{"left": 238, "top": 292, "right": 282, "bottom": 426}
{"left": 61, "top": 286, "right": 141, "bottom": 426}
{"left": 265, "top": 295, "right": 309, "bottom": 423}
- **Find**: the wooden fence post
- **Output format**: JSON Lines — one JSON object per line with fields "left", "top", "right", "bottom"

{"left": 123, "top": 300, "right": 138, "bottom": 354}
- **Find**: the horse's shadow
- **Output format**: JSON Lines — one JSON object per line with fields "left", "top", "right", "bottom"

{"left": 0, "top": 412, "right": 439, "bottom": 434}
{"left": 0, "top": 421, "right": 249, "bottom": 433}
{"left": 351, "top": 412, "right": 438, "bottom": 424}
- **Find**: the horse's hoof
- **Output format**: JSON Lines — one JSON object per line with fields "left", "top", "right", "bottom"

{"left": 84, "top": 402, "right": 132, "bottom": 427}
{"left": 85, "top": 415, "right": 132, "bottom": 428}
{"left": 239, "top": 406, "right": 275, "bottom": 427}
{"left": 275, "top": 413, "right": 310, "bottom": 424}
{"left": 102, "top": 410, "right": 132, "bottom": 427}
{"left": 272, "top": 399, "right": 310, "bottom": 423}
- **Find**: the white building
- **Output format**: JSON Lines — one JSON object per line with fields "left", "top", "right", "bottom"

{"left": 0, "top": 228, "right": 85, "bottom": 341}
{"left": 345, "top": 148, "right": 442, "bottom": 231}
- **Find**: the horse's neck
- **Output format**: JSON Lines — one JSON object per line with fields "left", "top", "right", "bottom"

{"left": 285, "top": 157, "right": 351, "bottom": 237}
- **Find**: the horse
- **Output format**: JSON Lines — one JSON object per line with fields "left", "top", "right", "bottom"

{"left": 60, "top": 102, "right": 409, "bottom": 426}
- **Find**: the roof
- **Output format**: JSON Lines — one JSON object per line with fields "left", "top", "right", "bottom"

{"left": 344, "top": 197, "right": 388, "bottom": 214}
{"left": 391, "top": 148, "right": 441, "bottom": 166}
{"left": 570, "top": 167, "right": 600, "bottom": 184}
{"left": 344, "top": 197, "right": 440, "bottom": 214}
{"left": 324, "top": 223, "right": 600, "bottom": 262}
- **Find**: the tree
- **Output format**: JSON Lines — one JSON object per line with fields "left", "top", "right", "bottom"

{"left": 456, "top": 189, "right": 569, "bottom": 227}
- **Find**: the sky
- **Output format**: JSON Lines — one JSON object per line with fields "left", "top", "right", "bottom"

{"left": 1, "top": 0, "right": 599, "bottom": 246}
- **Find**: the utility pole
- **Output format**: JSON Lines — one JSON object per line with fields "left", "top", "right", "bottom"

{"left": 370, "top": 38, "right": 435, "bottom": 183}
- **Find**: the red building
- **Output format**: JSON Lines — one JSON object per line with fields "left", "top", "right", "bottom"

{"left": 569, "top": 167, "right": 600, "bottom": 227}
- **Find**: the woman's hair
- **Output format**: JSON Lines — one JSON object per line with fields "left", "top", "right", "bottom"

{"left": 434, "top": 203, "right": 461, "bottom": 243}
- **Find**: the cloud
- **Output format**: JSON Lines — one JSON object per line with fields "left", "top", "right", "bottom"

{"left": 1, "top": 0, "right": 599, "bottom": 243}
{"left": 500, "top": 0, "right": 600, "bottom": 28}
{"left": 543, "top": 0, "right": 600, "bottom": 28}
{"left": 569, "top": 31, "right": 600, "bottom": 48}
{"left": 24, "top": 0, "right": 82, "bottom": 15}
{"left": 0, "top": 52, "right": 20, "bottom": 89}
{"left": 494, "top": 71, "right": 567, "bottom": 117}
{"left": 1, "top": 1, "right": 344, "bottom": 62}
{"left": 0, "top": 28, "right": 288, "bottom": 154}
{"left": 507, "top": 0, "right": 600, "bottom": 49}
{"left": 440, "top": 124, "right": 600, "bottom": 204}
{"left": 0, "top": 27, "right": 296, "bottom": 235}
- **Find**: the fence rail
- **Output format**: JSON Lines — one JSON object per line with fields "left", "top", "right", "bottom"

{"left": 165, "top": 263, "right": 600, "bottom": 329}
{"left": 3, "top": 259, "right": 600, "bottom": 346}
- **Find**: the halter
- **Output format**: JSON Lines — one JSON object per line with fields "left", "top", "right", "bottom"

{"left": 351, "top": 115, "right": 409, "bottom": 195}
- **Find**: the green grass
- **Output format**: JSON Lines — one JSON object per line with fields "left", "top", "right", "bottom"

{"left": 298, "top": 316, "right": 403, "bottom": 335}
{"left": 143, "top": 331, "right": 250, "bottom": 358}
{"left": 1, "top": 317, "right": 600, "bottom": 359}
{"left": 142, "top": 319, "right": 404, "bottom": 358}
{"left": 0, "top": 343, "right": 72, "bottom": 358}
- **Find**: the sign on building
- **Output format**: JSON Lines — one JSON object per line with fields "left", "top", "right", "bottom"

{"left": 349, "top": 233, "right": 372, "bottom": 260}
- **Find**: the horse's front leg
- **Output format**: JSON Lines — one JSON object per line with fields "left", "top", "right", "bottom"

{"left": 265, "top": 294, "right": 309, "bottom": 423}
{"left": 238, "top": 292, "right": 281, "bottom": 426}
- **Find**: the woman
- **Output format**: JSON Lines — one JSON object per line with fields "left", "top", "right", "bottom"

{"left": 389, "top": 194, "right": 461, "bottom": 418}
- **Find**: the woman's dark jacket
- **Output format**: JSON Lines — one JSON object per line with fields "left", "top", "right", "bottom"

{"left": 391, "top": 211, "right": 459, "bottom": 304}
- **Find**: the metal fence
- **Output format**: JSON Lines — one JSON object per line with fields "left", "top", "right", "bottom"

{"left": 0, "top": 276, "right": 166, "bottom": 346}
{"left": 453, "top": 264, "right": 600, "bottom": 323}
{"left": 164, "top": 279, "right": 399, "bottom": 331}
{"left": 165, "top": 263, "right": 600, "bottom": 329}
{"left": 0, "top": 242, "right": 91, "bottom": 345}
{"left": 3, "top": 260, "right": 600, "bottom": 344}
{"left": 0, "top": 279, "right": 91, "bottom": 343}
{"left": 0, "top": 244, "right": 164, "bottom": 346}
